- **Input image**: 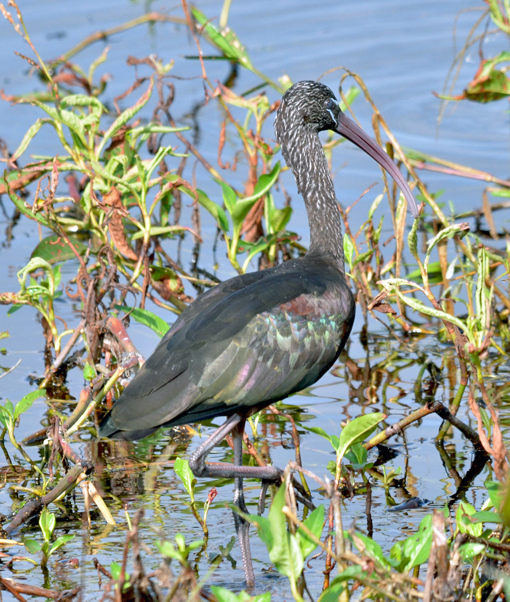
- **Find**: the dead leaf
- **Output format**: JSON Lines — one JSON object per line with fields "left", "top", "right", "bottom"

{"left": 103, "top": 187, "right": 138, "bottom": 261}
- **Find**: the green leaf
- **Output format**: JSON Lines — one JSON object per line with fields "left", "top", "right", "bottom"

{"left": 245, "top": 514, "right": 273, "bottom": 549}
{"left": 349, "top": 531, "right": 391, "bottom": 569}
{"left": 191, "top": 8, "right": 253, "bottom": 69}
{"left": 174, "top": 457, "right": 196, "bottom": 501}
{"left": 115, "top": 306, "right": 170, "bottom": 338}
{"left": 7, "top": 304, "right": 23, "bottom": 316}
{"left": 211, "top": 586, "right": 271, "bottom": 602}
{"left": 1, "top": 400, "right": 14, "bottom": 422}
{"left": 230, "top": 164, "right": 281, "bottom": 227}
{"left": 318, "top": 580, "right": 346, "bottom": 602}
{"left": 319, "top": 567, "right": 364, "bottom": 602}
{"left": 345, "top": 443, "right": 369, "bottom": 468}
{"left": 3, "top": 172, "right": 49, "bottom": 227}
{"left": 0, "top": 408, "right": 9, "bottom": 429}
{"left": 31, "top": 235, "right": 88, "bottom": 265}
{"left": 457, "top": 501, "right": 483, "bottom": 536}
{"left": 471, "top": 511, "right": 504, "bottom": 525}
{"left": 83, "top": 363, "right": 96, "bottom": 381}
{"left": 220, "top": 181, "right": 237, "bottom": 215}
{"left": 297, "top": 504, "right": 324, "bottom": 558}
{"left": 110, "top": 561, "right": 122, "bottom": 580}
{"left": 11, "top": 118, "right": 51, "bottom": 161}
{"left": 485, "top": 480, "right": 503, "bottom": 509}
{"left": 194, "top": 189, "right": 230, "bottom": 234}
{"left": 327, "top": 460, "right": 336, "bottom": 476}
{"left": 303, "top": 425, "right": 338, "bottom": 450}
{"left": 210, "top": 587, "right": 241, "bottom": 602}
{"left": 459, "top": 542, "right": 485, "bottom": 562}
{"left": 337, "top": 413, "right": 385, "bottom": 461}
{"left": 353, "top": 249, "right": 374, "bottom": 267}
{"left": 24, "top": 539, "right": 42, "bottom": 554}
{"left": 145, "top": 146, "right": 173, "bottom": 184}
{"left": 390, "top": 514, "right": 433, "bottom": 571}
{"left": 246, "top": 164, "right": 281, "bottom": 204}
{"left": 49, "top": 534, "right": 74, "bottom": 556}
{"left": 29, "top": 99, "right": 86, "bottom": 143}
{"left": 14, "top": 389, "right": 45, "bottom": 421}
{"left": 240, "top": 235, "right": 279, "bottom": 271}
{"left": 156, "top": 540, "right": 183, "bottom": 561}
{"left": 267, "top": 486, "right": 303, "bottom": 580}
{"left": 39, "top": 508, "right": 56, "bottom": 543}
{"left": 110, "top": 560, "right": 130, "bottom": 585}
{"left": 97, "top": 78, "right": 154, "bottom": 156}
{"left": 129, "top": 124, "right": 189, "bottom": 142}
{"left": 490, "top": 188, "right": 510, "bottom": 198}
{"left": 131, "top": 225, "right": 191, "bottom": 240}
{"left": 382, "top": 284, "right": 471, "bottom": 339}
{"left": 60, "top": 94, "right": 107, "bottom": 113}
{"left": 343, "top": 235, "right": 354, "bottom": 269}
{"left": 269, "top": 206, "right": 292, "bottom": 233}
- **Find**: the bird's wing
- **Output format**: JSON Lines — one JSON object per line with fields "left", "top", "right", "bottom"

{"left": 100, "top": 262, "right": 354, "bottom": 436}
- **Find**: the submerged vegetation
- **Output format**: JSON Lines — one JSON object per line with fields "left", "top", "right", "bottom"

{"left": 0, "top": 0, "right": 509, "bottom": 600}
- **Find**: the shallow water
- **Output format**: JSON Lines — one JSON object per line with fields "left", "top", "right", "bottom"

{"left": 0, "top": 0, "right": 509, "bottom": 599}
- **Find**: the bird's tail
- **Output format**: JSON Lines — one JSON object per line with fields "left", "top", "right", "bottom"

{"left": 98, "top": 412, "right": 160, "bottom": 441}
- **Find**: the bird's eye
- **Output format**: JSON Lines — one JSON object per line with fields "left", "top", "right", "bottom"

{"left": 325, "top": 98, "right": 337, "bottom": 123}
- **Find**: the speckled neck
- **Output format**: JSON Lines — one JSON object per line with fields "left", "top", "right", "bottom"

{"left": 278, "top": 126, "right": 345, "bottom": 272}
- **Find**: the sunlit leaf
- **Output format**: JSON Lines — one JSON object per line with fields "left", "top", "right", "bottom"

{"left": 303, "top": 425, "right": 339, "bottom": 451}
{"left": 115, "top": 305, "right": 170, "bottom": 338}
{"left": 31, "top": 234, "right": 88, "bottom": 265}
{"left": 484, "top": 480, "right": 503, "bottom": 509}
{"left": 14, "top": 389, "right": 45, "bottom": 421}
{"left": 319, "top": 566, "right": 364, "bottom": 602}
{"left": 211, "top": 586, "right": 271, "bottom": 602}
{"left": 457, "top": 501, "right": 483, "bottom": 537}
{"left": 174, "top": 457, "right": 196, "bottom": 502}
{"left": 297, "top": 504, "right": 324, "bottom": 558}
{"left": 349, "top": 531, "right": 391, "bottom": 568}
{"left": 337, "top": 413, "right": 385, "bottom": 460}
{"left": 437, "top": 52, "right": 510, "bottom": 103}
{"left": 471, "top": 510, "right": 504, "bottom": 525}
{"left": 191, "top": 8, "right": 253, "bottom": 69}
{"left": 83, "top": 363, "right": 95, "bottom": 381}
{"left": 49, "top": 534, "right": 74, "bottom": 556}
{"left": 459, "top": 542, "right": 485, "bottom": 562}
{"left": 39, "top": 508, "right": 56, "bottom": 543}
{"left": 97, "top": 78, "right": 154, "bottom": 156}
{"left": 24, "top": 539, "right": 42, "bottom": 554}
{"left": 390, "top": 514, "right": 433, "bottom": 571}
{"left": 11, "top": 118, "right": 51, "bottom": 162}
{"left": 3, "top": 173, "right": 49, "bottom": 227}
{"left": 27, "top": 99, "right": 86, "bottom": 143}
{"left": 195, "top": 189, "right": 230, "bottom": 234}
{"left": 60, "top": 94, "right": 107, "bottom": 113}
{"left": 343, "top": 234, "right": 354, "bottom": 269}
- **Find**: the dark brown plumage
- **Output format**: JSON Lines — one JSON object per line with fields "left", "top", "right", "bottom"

{"left": 99, "top": 80, "right": 418, "bottom": 585}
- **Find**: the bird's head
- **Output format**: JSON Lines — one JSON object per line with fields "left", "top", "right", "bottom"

{"left": 275, "top": 80, "right": 419, "bottom": 219}
{"left": 275, "top": 80, "right": 340, "bottom": 136}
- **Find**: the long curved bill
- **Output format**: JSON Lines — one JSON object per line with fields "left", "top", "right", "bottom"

{"left": 335, "top": 112, "right": 419, "bottom": 219}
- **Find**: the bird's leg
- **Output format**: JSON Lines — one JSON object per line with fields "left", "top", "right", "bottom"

{"left": 257, "top": 482, "right": 271, "bottom": 515}
{"left": 231, "top": 419, "right": 255, "bottom": 587}
{"left": 189, "top": 413, "right": 282, "bottom": 482}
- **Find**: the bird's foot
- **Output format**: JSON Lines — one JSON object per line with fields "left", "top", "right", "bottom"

{"left": 257, "top": 468, "right": 315, "bottom": 514}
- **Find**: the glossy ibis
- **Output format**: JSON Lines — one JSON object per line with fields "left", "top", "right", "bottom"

{"left": 99, "top": 80, "right": 418, "bottom": 585}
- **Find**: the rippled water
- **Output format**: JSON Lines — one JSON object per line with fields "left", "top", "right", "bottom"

{"left": 0, "top": 0, "right": 508, "bottom": 599}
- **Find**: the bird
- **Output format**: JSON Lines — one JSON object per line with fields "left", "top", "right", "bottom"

{"left": 99, "top": 80, "right": 419, "bottom": 585}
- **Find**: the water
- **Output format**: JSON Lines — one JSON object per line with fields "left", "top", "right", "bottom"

{"left": 0, "top": 0, "right": 508, "bottom": 599}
